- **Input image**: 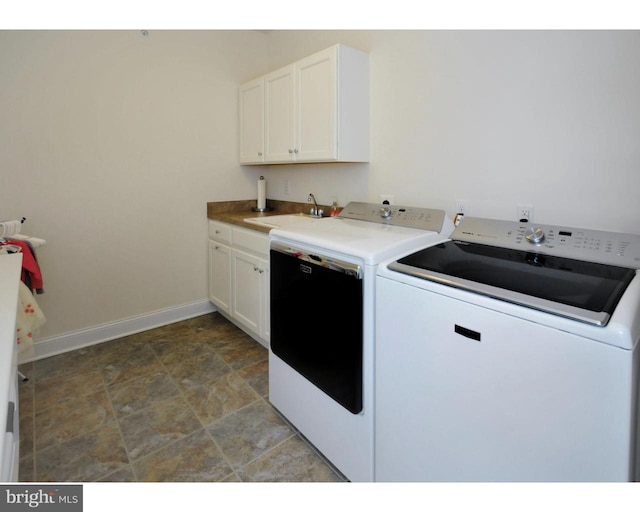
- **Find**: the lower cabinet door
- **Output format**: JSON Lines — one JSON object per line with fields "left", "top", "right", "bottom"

{"left": 231, "top": 248, "right": 266, "bottom": 338}
{"left": 208, "top": 239, "right": 232, "bottom": 315}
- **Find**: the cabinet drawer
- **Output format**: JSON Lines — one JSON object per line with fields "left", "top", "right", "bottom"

{"left": 209, "top": 221, "right": 232, "bottom": 244}
{"left": 232, "top": 226, "right": 269, "bottom": 255}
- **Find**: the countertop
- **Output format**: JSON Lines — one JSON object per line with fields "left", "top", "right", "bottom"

{"left": 207, "top": 199, "right": 334, "bottom": 234}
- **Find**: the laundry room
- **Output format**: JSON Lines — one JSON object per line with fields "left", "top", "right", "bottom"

{"left": 1, "top": 1, "right": 640, "bottom": 509}
{"left": 3, "top": 27, "right": 639, "bottom": 355}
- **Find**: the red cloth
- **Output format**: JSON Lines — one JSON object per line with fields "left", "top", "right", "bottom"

{"left": 1, "top": 239, "right": 43, "bottom": 292}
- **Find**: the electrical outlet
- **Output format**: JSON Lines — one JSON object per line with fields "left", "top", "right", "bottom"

{"left": 455, "top": 199, "right": 470, "bottom": 215}
{"left": 284, "top": 180, "right": 291, "bottom": 195}
{"left": 380, "top": 195, "right": 394, "bottom": 205}
{"left": 517, "top": 204, "right": 534, "bottom": 222}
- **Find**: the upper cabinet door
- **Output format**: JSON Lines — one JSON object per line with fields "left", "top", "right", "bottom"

{"left": 240, "top": 44, "right": 369, "bottom": 166}
{"left": 295, "top": 46, "right": 337, "bottom": 162}
{"left": 239, "top": 78, "right": 265, "bottom": 164}
{"left": 264, "top": 65, "right": 296, "bottom": 163}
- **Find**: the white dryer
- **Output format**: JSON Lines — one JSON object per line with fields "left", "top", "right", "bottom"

{"left": 269, "top": 202, "right": 453, "bottom": 482}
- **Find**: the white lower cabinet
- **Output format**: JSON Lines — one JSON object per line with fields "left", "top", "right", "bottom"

{"left": 208, "top": 239, "right": 232, "bottom": 315}
{"left": 208, "top": 220, "right": 269, "bottom": 347}
{"left": 231, "top": 248, "right": 269, "bottom": 342}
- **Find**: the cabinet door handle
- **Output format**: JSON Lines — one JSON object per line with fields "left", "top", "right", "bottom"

{"left": 288, "top": 149, "right": 293, "bottom": 154}
{"left": 454, "top": 324, "right": 481, "bottom": 342}
{"left": 6, "top": 401, "right": 15, "bottom": 433}
{"left": 258, "top": 152, "right": 263, "bottom": 156}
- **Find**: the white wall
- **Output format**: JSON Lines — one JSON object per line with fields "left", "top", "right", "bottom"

{"left": 262, "top": 30, "right": 640, "bottom": 233}
{"left": 0, "top": 30, "right": 269, "bottom": 345}
{"left": 2, "top": 29, "right": 640, "bottom": 354}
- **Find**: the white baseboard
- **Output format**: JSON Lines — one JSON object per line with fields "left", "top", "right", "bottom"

{"left": 25, "top": 300, "right": 216, "bottom": 362}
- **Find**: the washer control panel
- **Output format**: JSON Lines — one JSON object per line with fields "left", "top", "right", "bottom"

{"left": 338, "top": 201, "right": 448, "bottom": 232}
{"left": 454, "top": 217, "right": 640, "bottom": 268}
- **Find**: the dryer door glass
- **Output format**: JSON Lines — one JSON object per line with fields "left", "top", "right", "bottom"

{"left": 270, "top": 246, "right": 364, "bottom": 413}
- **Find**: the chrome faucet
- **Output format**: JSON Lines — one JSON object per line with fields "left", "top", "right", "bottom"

{"left": 308, "top": 193, "right": 324, "bottom": 218}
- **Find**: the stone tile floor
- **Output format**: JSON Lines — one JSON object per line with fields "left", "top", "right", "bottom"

{"left": 17, "top": 313, "right": 345, "bottom": 482}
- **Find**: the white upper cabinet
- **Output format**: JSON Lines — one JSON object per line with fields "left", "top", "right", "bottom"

{"left": 264, "top": 65, "right": 296, "bottom": 163}
{"left": 295, "top": 48, "right": 337, "bottom": 162}
{"left": 239, "top": 44, "right": 369, "bottom": 165}
{"left": 239, "top": 77, "right": 265, "bottom": 164}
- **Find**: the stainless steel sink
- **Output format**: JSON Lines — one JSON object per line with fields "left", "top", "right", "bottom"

{"left": 243, "top": 213, "right": 324, "bottom": 229}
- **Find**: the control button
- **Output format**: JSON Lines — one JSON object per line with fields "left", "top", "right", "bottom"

{"left": 525, "top": 226, "right": 545, "bottom": 244}
{"left": 379, "top": 206, "right": 392, "bottom": 219}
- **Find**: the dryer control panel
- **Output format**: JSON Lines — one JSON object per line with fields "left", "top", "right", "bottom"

{"left": 454, "top": 217, "right": 640, "bottom": 269}
{"left": 338, "top": 201, "right": 448, "bottom": 232}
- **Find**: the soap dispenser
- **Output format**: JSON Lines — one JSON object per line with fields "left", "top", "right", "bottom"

{"left": 330, "top": 199, "right": 340, "bottom": 217}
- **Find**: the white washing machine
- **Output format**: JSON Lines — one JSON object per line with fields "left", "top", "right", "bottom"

{"left": 268, "top": 202, "right": 453, "bottom": 482}
{"left": 375, "top": 217, "right": 640, "bottom": 482}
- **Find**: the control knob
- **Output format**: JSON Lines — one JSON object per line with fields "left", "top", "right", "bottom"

{"left": 525, "top": 226, "right": 545, "bottom": 244}
{"left": 379, "top": 206, "right": 392, "bottom": 219}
